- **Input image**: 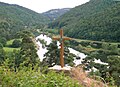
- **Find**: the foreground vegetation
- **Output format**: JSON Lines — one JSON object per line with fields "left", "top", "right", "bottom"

{"left": 0, "top": 66, "right": 81, "bottom": 87}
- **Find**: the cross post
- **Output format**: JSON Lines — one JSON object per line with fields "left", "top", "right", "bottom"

{"left": 53, "top": 29, "right": 71, "bottom": 68}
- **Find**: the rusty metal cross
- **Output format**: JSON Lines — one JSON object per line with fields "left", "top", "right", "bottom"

{"left": 53, "top": 29, "right": 71, "bottom": 68}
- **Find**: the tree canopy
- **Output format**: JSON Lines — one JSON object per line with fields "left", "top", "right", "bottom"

{"left": 49, "top": 0, "right": 120, "bottom": 42}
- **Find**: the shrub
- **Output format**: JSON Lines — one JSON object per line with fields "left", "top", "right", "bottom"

{"left": 11, "top": 39, "right": 21, "bottom": 48}
{"left": 79, "top": 41, "right": 90, "bottom": 47}
{"left": 0, "top": 66, "right": 82, "bottom": 87}
{"left": 118, "top": 44, "right": 120, "bottom": 48}
{"left": 0, "top": 43, "right": 3, "bottom": 48}
{"left": 90, "top": 42, "right": 102, "bottom": 48}
{"left": 70, "top": 40, "right": 79, "bottom": 46}
{"left": 0, "top": 37, "right": 7, "bottom": 47}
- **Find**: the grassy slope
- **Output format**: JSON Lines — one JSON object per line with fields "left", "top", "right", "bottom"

{"left": 3, "top": 39, "right": 21, "bottom": 53}
{"left": 6, "top": 39, "right": 22, "bottom": 46}
{"left": 3, "top": 47, "right": 20, "bottom": 53}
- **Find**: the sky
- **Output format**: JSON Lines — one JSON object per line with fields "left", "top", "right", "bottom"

{"left": 0, "top": 0, "right": 89, "bottom": 13}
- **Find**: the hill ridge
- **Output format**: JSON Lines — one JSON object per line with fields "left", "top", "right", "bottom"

{"left": 49, "top": 0, "right": 120, "bottom": 42}
{"left": 0, "top": 1, "right": 50, "bottom": 39}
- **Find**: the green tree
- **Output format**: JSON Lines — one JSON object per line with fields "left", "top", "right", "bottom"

{"left": 0, "top": 37, "right": 7, "bottom": 47}
{"left": 0, "top": 43, "right": 5, "bottom": 65}
{"left": 6, "top": 50, "right": 21, "bottom": 71}
{"left": 82, "top": 42, "right": 119, "bottom": 86}
{"left": 19, "top": 36, "right": 40, "bottom": 69}
{"left": 108, "top": 56, "right": 120, "bottom": 86}
{"left": 17, "top": 30, "right": 34, "bottom": 38}
{"left": 43, "top": 41, "right": 75, "bottom": 67}
{"left": 43, "top": 41, "right": 59, "bottom": 67}
{"left": 0, "top": 43, "right": 3, "bottom": 49}
{"left": 11, "top": 39, "right": 21, "bottom": 48}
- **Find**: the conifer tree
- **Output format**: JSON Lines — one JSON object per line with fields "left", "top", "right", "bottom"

{"left": 18, "top": 30, "right": 40, "bottom": 69}
{"left": 0, "top": 43, "right": 5, "bottom": 65}
{"left": 43, "top": 41, "right": 75, "bottom": 67}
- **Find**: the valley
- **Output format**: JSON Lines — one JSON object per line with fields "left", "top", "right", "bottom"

{"left": 0, "top": 0, "right": 120, "bottom": 86}
{"left": 2, "top": 29, "right": 119, "bottom": 86}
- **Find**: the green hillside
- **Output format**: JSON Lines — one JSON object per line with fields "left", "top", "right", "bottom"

{"left": 49, "top": 0, "right": 120, "bottom": 42}
{"left": 0, "top": 2, "right": 49, "bottom": 25}
{"left": 0, "top": 2, "right": 50, "bottom": 40}
{"left": 42, "top": 8, "right": 70, "bottom": 21}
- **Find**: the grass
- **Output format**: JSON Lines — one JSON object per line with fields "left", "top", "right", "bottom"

{"left": 74, "top": 38, "right": 120, "bottom": 45}
{"left": 83, "top": 46, "right": 98, "bottom": 52}
{"left": 3, "top": 39, "right": 21, "bottom": 53}
{"left": 6, "top": 39, "right": 14, "bottom": 46}
{"left": 71, "top": 37, "right": 120, "bottom": 53}
{"left": 3, "top": 47, "right": 20, "bottom": 53}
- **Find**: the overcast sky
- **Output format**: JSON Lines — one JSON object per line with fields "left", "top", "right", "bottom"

{"left": 0, "top": 0, "right": 89, "bottom": 13}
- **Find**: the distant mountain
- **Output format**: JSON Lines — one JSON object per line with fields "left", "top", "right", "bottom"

{"left": 0, "top": 2, "right": 50, "bottom": 39}
{"left": 49, "top": 0, "right": 120, "bottom": 42}
{"left": 42, "top": 8, "right": 70, "bottom": 21}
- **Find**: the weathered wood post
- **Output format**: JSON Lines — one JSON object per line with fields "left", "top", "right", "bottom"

{"left": 53, "top": 29, "right": 71, "bottom": 68}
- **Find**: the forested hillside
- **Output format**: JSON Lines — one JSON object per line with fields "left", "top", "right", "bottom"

{"left": 42, "top": 8, "right": 70, "bottom": 21}
{"left": 0, "top": 2, "right": 50, "bottom": 40}
{"left": 49, "top": 0, "right": 120, "bottom": 42}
